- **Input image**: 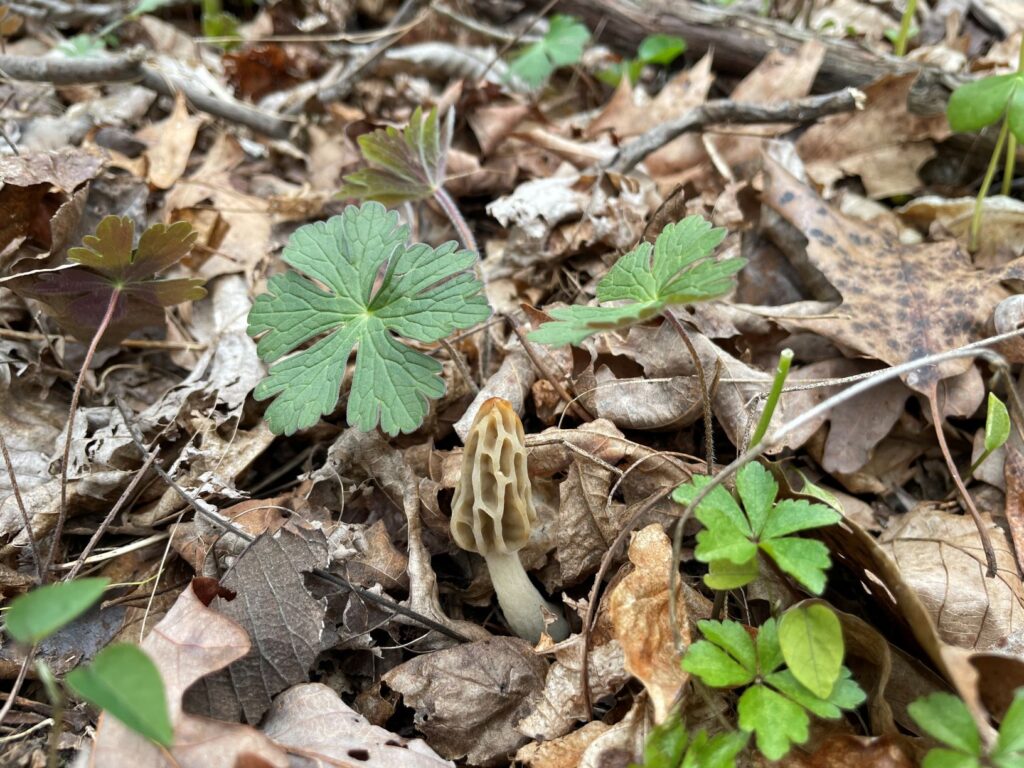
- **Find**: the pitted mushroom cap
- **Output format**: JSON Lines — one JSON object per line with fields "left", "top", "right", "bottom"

{"left": 450, "top": 398, "right": 537, "bottom": 556}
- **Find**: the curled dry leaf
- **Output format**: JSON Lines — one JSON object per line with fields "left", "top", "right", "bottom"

{"left": 137, "top": 93, "right": 203, "bottom": 190}
{"left": 384, "top": 637, "right": 548, "bottom": 765}
{"left": 515, "top": 721, "right": 611, "bottom": 768}
{"left": 608, "top": 524, "right": 689, "bottom": 724}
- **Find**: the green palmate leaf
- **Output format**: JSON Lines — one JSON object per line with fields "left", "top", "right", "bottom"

{"left": 338, "top": 107, "right": 453, "bottom": 205}
{"left": 66, "top": 643, "right": 172, "bottom": 747}
{"left": 638, "top": 34, "right": 687, "bottom": 66}
{"left": 634, "top": 714, "right": 688, "bottom": 768}
{"left": 697, "top": 619, "right": 758, "bottom": 672}
{"left": 5, "top": 216, "right": 205, "bottom": 345}
{"left": 765, "top": 667, "right": 866, "bottom": 720}
{"left": 985, "top": 393, "right": 1011, "bottom": 453}
{"left": 737, "top": 684, "right": 809, "bottom": 761}
{"left": 529, "top": 216, "right": 744, "bottom": 347}
{"left": 247, "top": 202, "right": 490, "bottom": 436}
{"left": 778, "top": 604, "right": 844, "bottom": 698}
{"left": 509, "top": 14, "right": 590, "bottom": 89}
{"left": 909, "top": 693, "right": 982, "bottom": 757}
{"left": 681, "top": 641, "right": 755, "bottom": 688}
{"left": 948, "top": 72, "right": 1024, "bottom": 143}
{"left": 682, "top": 730, "right": 748, "bottom": 768}
{"left": 5, "top": 578, "right": 110, "bottom": 644}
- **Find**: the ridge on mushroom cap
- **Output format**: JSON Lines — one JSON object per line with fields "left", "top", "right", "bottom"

{"left": 450, "top": 397, "right": 538, "bottom": 556}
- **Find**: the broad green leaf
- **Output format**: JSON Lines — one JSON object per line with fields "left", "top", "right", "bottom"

{"left": 66, "top": 644, "right": 172, "bottom": 747}
{"left": 682, "top": 640, "right": 755, "bottom": 688}
{"left": 737, "top": 684, "right": 809, "bottom": 761}
{"left": 4, "top": 216, "right": 204, "bottom": 345}
{"left": 247, "top": 203, "right": 490, "bottom": 436}
{"left": 683, "top": 729, "right": 748, "bottom": 768}
{"left": 508, "top": 15, "right": 590, "bottom": 88}
{"left": 759, "top": 537, "right": 833, "bottom": 594}
{"left": 638, "top": 34, "right": 686, "bottom": 66}
{"left": 778, "top": 604, "right": 844, "bottom": 698}
{"left": 338, "top": 107, "right": 453, "bottom": 205}
{"left": 909, "top": 693, "right": 982, "bottom": 757}
{"left": 696, "top": 619, "right": 757, "bottom": 672}
{"left": 6, "top": 578, "right": 110, "bottom": 644}
{"left": 948, "top": 73, "right": 1024, "bottom": 139}
{"left": 735, "top": 463, "right": 777, "bottom": 535}
{"left": 755, "top": 617, "right": 784, "bottom": 675}
{"left": 760, "top": 498, "right": 841, "bottom": 540}
{"left": 923, "top": 751, "right": 982, "bottom": 768}
{"left": 995, "top": 689, "right": 1024, "bottom": 757}
{"left": 528, "top": 216, "right": 744, "bottom": 346}
{"left": 635, "top": 714, "right": 688, "bottom": 768}
{"left": 703, "top": 556, "right": 759, "bottom": 590}
{"left": 985, "top": 393, "right": 1011, "bottom": 453}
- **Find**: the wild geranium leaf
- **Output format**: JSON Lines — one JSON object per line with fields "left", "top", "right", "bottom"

{"left": 5, "top": 577, "right": 109, "bottom": 644}
{"left": 338, "top": 107, "right": 453, "bottom": 205}
{"left": 909, "top": 693, "right": 983, "bottom": 759}
{"left": 737, "top": 684, "right": 809, "bottom": 761}
{"left": 529, "top": 216, "right": 744, "bottom": 346}
{"left": 948, "top": 72, "right": 1024, "bottom": 143}
{"left": 985, "top": 392, "right": 1011, "bottom": 453}
{"left": 778, "top": 604, "right": 844, "bottom": 698}
{"left": 5, "top": 216, "right": 204, "bottom": 345}
{"left": 247, "top": 202, "right": 490, "bottom": 436}
{"left": 66, "top": 644, "right": 173, "bottom": 747}
{"left": 508, "top": 14, "right": 590, "bottom": 89}
{"left": 673, "top": 463, "right": 840, "bottom": 593}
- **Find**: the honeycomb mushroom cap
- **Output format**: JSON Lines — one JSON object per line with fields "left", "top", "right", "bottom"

{"left": 450, "top": 398, "right": 537, "bottom": 556}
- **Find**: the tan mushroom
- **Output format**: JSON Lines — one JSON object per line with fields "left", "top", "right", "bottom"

{"left": 451, "top": 397, "right": 570, "bottom": 643}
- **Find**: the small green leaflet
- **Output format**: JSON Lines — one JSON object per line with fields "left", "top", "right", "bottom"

{"left": 909, "top": 689, "right": 1024, "bottom": 768}
{"left": 778, "top": 603, "right": 844, "bottom": 699}
{"left": 6, "top": 578, "right": 110, "bottom": 644}
{"left": 338, "top": 106, "right": 453, "bottom": 205}
{"left": 985, "top": 392, "right": 1011, "bottom": 454}
{"left": 529, "top": 216, "right": 744, "bottom": 346}
{"left": 683, "top": 616, "right": 865, "bottom": 761}
{"left": 67, "top": 644, "right": 173, "bottom": 747}
{"left": 630, "top": 712, "right": 747, "bottom": 768}
{"left": 247, "top": 202, "right": 491, "bottom": 436}
{"left": 672, "top": 462, "right": 840, "bottom": 593}
{"left": 508, "top": 14, "right": 590, "bottom": 89}
{"left": 948, "top": 71, "right": 1024, "bottom": 143}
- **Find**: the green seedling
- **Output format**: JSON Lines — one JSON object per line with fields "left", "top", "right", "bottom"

{"left": 947, "top": 42, "right": 1024, "bottom": 251}
{"left": 909, "top": 689, "right": 1024, "bottom": 768}
{"left": 891, "top": 0, "right": 917, "bottom": 56}
{"left": 6, "top": 578, "right": 173, "bottom": 762}
{"left": 966, "top": 392, "right": 1011, "bottom": 481}
{"left": 528, "top": 216, "right": 745, "bottom": 346}
{"left": 683, "top": 609, "right": 865, "bottom": 761}
{"left": 201, "top": 0, "right": 239, "bottom": 46}
{"left": 247, "top": 202, "right": 490, "bottom": 437}
{"left": 54, "top": 0, "right": 175, "bottom": 57}
{"left": 672, "top": 462, "right": 840, "bottom": 593}
{"left": 508, "top": 14, "right": 590, "bottom": 90}
{"left": 632, "top": 711, "right": 748, "bottom": 768}
{"left": 748, "top": 348, "right": 793, "bottom": 448}
{"left": 597, "top": 34, "right": 687, "bottom": 87}
{"left": 339, "top": 106, "right": 476, "bottom": 252}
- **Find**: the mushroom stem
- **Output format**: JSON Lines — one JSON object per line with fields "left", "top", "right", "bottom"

{"left": 484, "top": 550, "right": 569, "bottom": 644}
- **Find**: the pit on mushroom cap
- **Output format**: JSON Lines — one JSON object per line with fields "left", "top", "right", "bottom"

{"left": 450, "top": 397, "right": 569, "bottom": 643}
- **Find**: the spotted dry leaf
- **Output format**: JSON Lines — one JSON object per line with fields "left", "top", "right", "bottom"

{"left": 762, "top": 158, "right": 1024, "bottom": 408}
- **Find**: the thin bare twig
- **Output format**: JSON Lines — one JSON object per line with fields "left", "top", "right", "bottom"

{"left": 666, "top": 311, "right": 714, "bottom": 474}
{"left": 0, "top": 433, "right": 42, "bottom": 584}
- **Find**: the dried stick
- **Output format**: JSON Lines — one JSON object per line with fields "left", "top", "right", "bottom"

{"left": 0, "top": 433, "right": 42, "bottom": 583}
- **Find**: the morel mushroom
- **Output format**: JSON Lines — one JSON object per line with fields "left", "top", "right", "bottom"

{"left": 451, "top": 398, "right": 570, "bottom": 643}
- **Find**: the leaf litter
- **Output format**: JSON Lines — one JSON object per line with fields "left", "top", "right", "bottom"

{"left": 4, "top": 1, "right": 1024, "bottom": 767}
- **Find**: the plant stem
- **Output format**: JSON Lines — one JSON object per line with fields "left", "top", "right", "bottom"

{"left": 966, "top": 448, "right": 994, "bottom": 483}
{"left": 43, "top": 288, "right": 121, "bottom": 580}
{"left": 433, "top": 186, "right": 478, "bottom": 254}
{"left": 35, "top": 660, "right": 63, "bottom": 768}
{"left": 969, "top": 119, "right": 1009, "bottom": 253}
{"left": 1003, "top": 134, "right": 1017, "bottom": 197}
{"left": 893, "top": 0, "right": 917, "bottom": 56}
{"left": 666, "top": 311, "right": 715, "bottom": 474}
{"left": 749, "top": 349, "right": 794, "bottom": 448}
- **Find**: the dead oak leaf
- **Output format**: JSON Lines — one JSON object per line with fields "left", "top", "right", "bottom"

{"left": 762, "top": 157, "right": 1024, "bottom": 407}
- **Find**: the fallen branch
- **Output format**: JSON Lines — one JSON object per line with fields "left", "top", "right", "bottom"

{"left": 0, "top": 48, "right": 295, "bottom": 139}
{"left": 606, "top": 87, "right": 865, "bottom": 173}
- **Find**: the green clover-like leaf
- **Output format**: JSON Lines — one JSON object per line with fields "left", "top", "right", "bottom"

{"left": 338, "top": 106, "right": 453, "bottom": 205}
{"left": 508, "top": 14, "right": 590, "bottom": 89}
{"left": 778, "top": 603, "right": 844, "bottom": 699}
{"left": 948, "top": 71, "right": 1024, "bottom": 143}
{"left": 737, "top": 684, "right": 809, "bottom": 761}
{"left": 5, "top": 216, "right": 204, "bottom": 345}
{"left": 672, "top": 463, "right": 840, "bottom": 593}
{"left": 529, "top": 215, "right": 744, "bottom": 346}
{"left": 247, "top": 202, "right": 490, "bottom": 436}
{"left": 985, "top": 392, "right": 1011, "bottom": 454}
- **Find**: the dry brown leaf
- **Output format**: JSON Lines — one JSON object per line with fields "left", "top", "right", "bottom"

{"left": 384, "top": 637, "right": 547, "bottom": 765}
{"left": 556, "top": 446, "right": 625, "bottom": 585}
{"left": 90, "top": 581, "right": 289, "bottom": 767}
{"left": 781, "top": 733, "right": 915, "bottom": 768}
{"left": 1004, "top": 440, "right": 1024, "bottom": 576}
{"left": 608, "top": 524, "right": 688, "bottom": 724}
{"left": 899, "top": 195, "right": 1024, "bottom": 267}
{"left": 137, "top": 93, "right": 202, "bottom": 190}
{"left": 573, "top": 365, "right": 702, "bottom": 431}
{"left": 763, "top": 157, "right": 1024, "bottom": 414}
{"left": 796, "top": 74, "right": 950, "bottom": 197}
{"left": 515, "top": 721, "right": 611, "bottom": 768}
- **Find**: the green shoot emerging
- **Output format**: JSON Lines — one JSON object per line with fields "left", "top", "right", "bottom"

{"left": 508, "top": 14, "right": 590, "bottom": 89}
{"left": 528, "top": 216, "right": 745, "bottom": 346}
{"left": 672, "top": 462, "right": 840, "bottom": 593}
{"left": 683, "top": 612, "right": 865, "bottom": 761}
{"left": 247, "top": 202, "right": 491, "bottom": 437}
